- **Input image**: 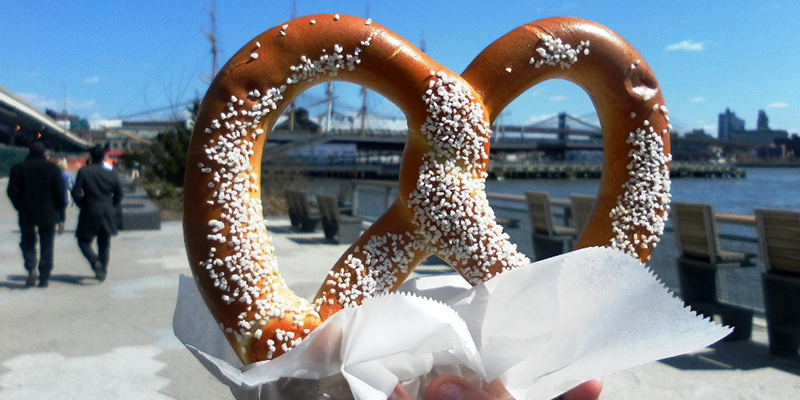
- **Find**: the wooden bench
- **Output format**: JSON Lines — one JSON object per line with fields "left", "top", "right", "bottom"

{"left": 756, "top": 208, "right": 800, "bottom": 356}
{"left": 285, "top": 189, "right": 302, "bottom": 229}
{"left": 334, "top": 184, "right": 354, "bottom": 216}
{"left": 285, "top": 189, "right": 320, "bottom": 232}
{"left": 525, "top": 191, "right": 575, "bottom": 260}
{"left": 569, "top": 194, "right": 596, "bottom": 237}
{"left": 317, "top": 194, "right": 362, "bottom": 244}
{"left": 118, "top": 188, "right": 161, "bottom": 231}
{"left": 673, "top": 202, "right": 756, "bottom": 341}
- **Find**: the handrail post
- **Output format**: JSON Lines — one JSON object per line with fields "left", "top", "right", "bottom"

{"left": 563, "top": 206, "right": 572, "bottom": 227}
{"left": 352, "top": 181, "right": 360, "bottom": 218}
{"left": 385, "top": 185, "right": 393, "bottom": 210}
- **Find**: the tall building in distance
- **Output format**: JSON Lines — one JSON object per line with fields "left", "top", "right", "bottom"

{"left": 757, "top": 110, "right": 770, "bottom": 131}
{"left": 718, "top": 108, "right": 788, "bottom": 145}
{"left": 718, "top": 108, "right": 745, "bottom": 141}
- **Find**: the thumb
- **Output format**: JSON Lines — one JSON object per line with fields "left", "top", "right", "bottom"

{"left": 425, "top": 376, "right": 497, "bottom": 400}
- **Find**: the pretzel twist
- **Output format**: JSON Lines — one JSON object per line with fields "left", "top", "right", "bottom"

{"left": 184, "top": 15, "right": 670, "bottom": 364}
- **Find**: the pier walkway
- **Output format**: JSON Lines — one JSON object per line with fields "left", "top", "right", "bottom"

{"left": 1, "top": 178, "right": 799, "bottom": 399}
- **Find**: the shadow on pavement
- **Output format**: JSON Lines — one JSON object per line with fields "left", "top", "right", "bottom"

{"left": 48, "top": 273, "right": 98, "bottom": 285}
{"left": 661, "top": 337, "right": 800, "bottom": 375}
{"left": 288, "top": 237, "right": 334, "bottom": 245}
{"left": 0, "top": 276, "right": 31, "bottom": 290}
{"left": 2, "top": 273, "right": 97, "bottom": 288}
{"left": 266, "top": 225, "right": 296, "bottom": 234}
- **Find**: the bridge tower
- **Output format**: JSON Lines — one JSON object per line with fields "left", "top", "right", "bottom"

{"left": 557, "top": 112, "right": 568, "bottom": 141}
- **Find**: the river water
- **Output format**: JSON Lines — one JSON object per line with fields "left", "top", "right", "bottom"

{"left": 485, "top": 167, "right": 800, "bottom": 214}
{"left": 309, "top": 167, "right": 799, "bottom": 313}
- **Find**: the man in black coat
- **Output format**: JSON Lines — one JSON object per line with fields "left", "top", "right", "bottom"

{"left": 71, "top": 145, "right": 123, "bottom": 282}
{"left": 7, "top": 141, "right": 67, "bottom": 287}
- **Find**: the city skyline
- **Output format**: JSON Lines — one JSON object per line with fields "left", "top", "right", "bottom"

{"left": 2, "top": 0, "right": 798, "bottom": 137}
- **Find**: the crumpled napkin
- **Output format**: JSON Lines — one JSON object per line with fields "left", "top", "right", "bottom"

{"left": 173, "top": 247, "right": 731, "bottom": 400}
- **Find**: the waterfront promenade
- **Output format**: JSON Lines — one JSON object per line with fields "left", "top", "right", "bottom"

{"left": 1, "top": 177, "right": 800, "bottom": 399}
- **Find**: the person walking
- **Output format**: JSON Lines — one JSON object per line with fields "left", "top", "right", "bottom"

{"left": 56, "top": 158, "right": 74, "bottom": 234}
{"left": 6, "top": 141, "right": 67, "bottom": 287}
{"left": 71, "top": 145, "right": 123, "bottom": 282}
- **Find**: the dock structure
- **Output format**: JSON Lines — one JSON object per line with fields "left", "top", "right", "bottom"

{"left": 263, "top": 120, "right": 748, "bottom": 180}
{"left": 490, "top": 162, "right": 604, "bottom": 180}
{"left": 265, "top": 156, "right": 746, "bottom": 180}
{"left": 491, "top": 161, "right": 745, "bottom": 180}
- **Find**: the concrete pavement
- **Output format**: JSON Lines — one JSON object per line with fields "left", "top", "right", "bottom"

{"left": 1, "top": 177, "right": 800, "bottom": 399}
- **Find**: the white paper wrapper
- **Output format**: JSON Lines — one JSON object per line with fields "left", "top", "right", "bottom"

{"left": 173, "top": 247, "right": 731, "bottom": 400}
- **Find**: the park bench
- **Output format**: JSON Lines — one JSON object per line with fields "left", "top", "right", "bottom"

{"left": 285, "top": 189, "right": 319, "bottom": 232}
{"left": 756, "top": 207, "right": 800, "bottom": 356}
{"left": 117, "top": 188, "right": 161, "bottom": 231}
{"left": 569, "top": 194, "right": 596, "bottom": 237}
{"left": 332, "top": 184, "right": 355, "bottom": 216}
{"left": 673, "top": 201, "right": 756, "bottom": 341}
{"left": 316, "top": 194, "right": 362, "bottom": 244}
{"left": 525, "top": 191, "right": 575, "bottom": 260}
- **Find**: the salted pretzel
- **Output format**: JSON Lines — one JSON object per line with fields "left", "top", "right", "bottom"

{"left": 183, "top": 14, "right": 671, "bottom": 364}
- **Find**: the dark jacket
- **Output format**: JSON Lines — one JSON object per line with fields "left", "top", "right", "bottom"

{"left": 7, "top": 152, "right": 67, "bottom": 225}
{"left": 71, "top": 163, "right": 124, "bottom": 239}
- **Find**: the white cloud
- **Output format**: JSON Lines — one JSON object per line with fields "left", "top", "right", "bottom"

{"left": 549, "top": 95, "right": 568, "bottom": 101}
{"left": 19, "top": 92, "right": 60, "bottom": 110}
{"left": 690, "top": 97, "right": 705, "bottom": 103}
{"left": 83, "top": 76, "right": 100, "bottom": 84}
{"left": 67, "top": 98, "right": 98, "bottom": 111}
{"left": 89, "top": 112, "right": 109, "bottom": 122}
{"left": 527, "top": 90, "right": 542, "bottom": 98}
{"left": 19, "top": 92, "right": 98, "bottom": 112}
{"left": 666, "top": 40, "right": 704, "bottom": 51}
{"left": 767, "top": 102, "right": 789, "bottom": 109}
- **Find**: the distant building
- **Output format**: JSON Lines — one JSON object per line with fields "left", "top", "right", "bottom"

{"left": 730, "top": 129, "right": 789, "bottom": 146}
{"left": 90, "top": 119, "right": 190, "bottom": 152}
{"left": 45, "top": 109, "right": 90, "bottom": 138}
{"left": 685, "top": 128, "right": 712, "bottom": 139}
{"left": 775, "top": 135, "right": 800, "bottom": 158}
{"left": 718, "top": 108, "right": 744, "bottom": 141}
{"left": 718, "top": 108, "right": 787, "bottom": 146}
{"left": 757, "top": 110, "right": 770, "bottom": 131}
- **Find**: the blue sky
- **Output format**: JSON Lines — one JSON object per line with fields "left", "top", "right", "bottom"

{"left": 3, "top": 1, "right": 798, "bottom": 136}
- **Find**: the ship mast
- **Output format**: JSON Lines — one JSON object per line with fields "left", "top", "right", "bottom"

{"left": 203, "top": 0, "right": 219, "bottom": 80}
{"left": 288, "top": 0, "right": 297, "bottom": 130}
{"left": 359, "top": 4, "right": 371, "bottom": 135}
{"left": 325, "top": 82, "right": 334, "bottom": 132}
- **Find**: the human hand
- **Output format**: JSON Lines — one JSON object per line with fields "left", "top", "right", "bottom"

{"left": 389, "top": 375, "right": 602, "bottom": 400}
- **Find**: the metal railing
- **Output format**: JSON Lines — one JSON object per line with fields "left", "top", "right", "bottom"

{"left": 347, "top": 180, "right": 766, "bottom": 313}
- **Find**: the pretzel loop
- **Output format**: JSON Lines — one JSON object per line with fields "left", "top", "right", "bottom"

{"left": 463, "top": 17, "right": 672, "bottom": 261}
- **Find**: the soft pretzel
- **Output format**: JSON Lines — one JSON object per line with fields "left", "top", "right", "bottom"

{"left": 183, "top": 14, "right": 670, "bottom": 364}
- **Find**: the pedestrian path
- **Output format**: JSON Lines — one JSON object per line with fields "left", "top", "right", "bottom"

{"left": 1, "top": 178, "right": 799, "bottom": 399}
